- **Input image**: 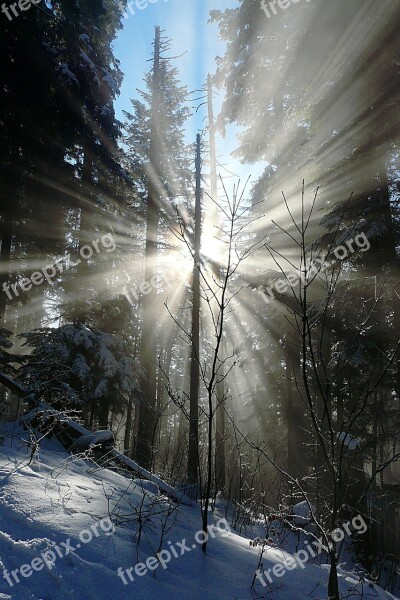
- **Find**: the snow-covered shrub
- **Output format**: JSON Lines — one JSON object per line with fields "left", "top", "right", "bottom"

{"left": 17, "top": 324, "right": 140, "bottom": 423}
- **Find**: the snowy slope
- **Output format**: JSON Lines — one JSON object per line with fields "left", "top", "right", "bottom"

{"left": 0, "top": 424, "right": 398, "bottom": 600}
{"left": 20, "top": 403, "right": 193, "bottom": 506}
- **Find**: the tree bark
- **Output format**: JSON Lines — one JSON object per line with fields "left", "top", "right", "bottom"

{"left": 136, "top": 26, "right": 162, "bottom": 470}
{"left": 187, "top": 134, "right": 202, "bottom": 486}
{"left": 0, "top": 209, "right": 13, "bottom": 325}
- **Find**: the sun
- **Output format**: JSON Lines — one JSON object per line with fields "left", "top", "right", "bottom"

{"left": 163, "top": 221, "right": 226, "bottom": 284}
{"left": 163, "top": 241, "right": 193, "bottom": 283}
{"left": 200, "top": 227, "right": 226, "bottom": 265}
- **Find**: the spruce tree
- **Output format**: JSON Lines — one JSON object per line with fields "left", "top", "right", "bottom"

{"left": 123, "top": 28, "right": 192, "bottom": 469}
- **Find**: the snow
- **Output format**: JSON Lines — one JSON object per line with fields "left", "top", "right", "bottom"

{"left": 0, "top": 424, "right": 397, "bottom": 600}
{"left": 0, "top": 372, "right": 27, "bottom": 398}
{"left": 20, "top": 403, "right": 88, "bottom": 437}
{"left": 102, "top": 71, "right": 119, "bottom": 95}
{"left": 71, "top": 430, "right": 114, "bottom": 451}
{"left": 338, "top": 432, "right": 361, "bottom": 450}
{"left": 98, "top": 347, "right": 119, "bottom": 378}
{"left": 68, "top": 326, "right": 94, "bottom": 350}
{"left": 110, "top": 449, "right": 193, "bottom": 507}
{"left": 59, "top": 64, "right": 79, "bottom": 85}
{"left": 79, "top": 34, "right": 92, "bottom": 49}
{"left": 71, "top": 355, "right": 91, "bottom": 382}
{"left": 79, "top": 50, "right": 101, "bottom": 86}
{"left": 18, "top": 324, "right": 140, "bottom": 409}
{"left": 291, "top": 500, "right": 316, "bottom": 525}
{"left": 132, "top": 478, "right": 160, "bottom": 496}
{"left": 20, "top": 402, "right": 193, "bottom": 506}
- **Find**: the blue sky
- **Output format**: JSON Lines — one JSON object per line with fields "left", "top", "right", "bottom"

{"left": 112, "top": 0, "right": 265, "bottom": 186}
{"left": 113, "top": 0, "right": 236, "bottom": 126}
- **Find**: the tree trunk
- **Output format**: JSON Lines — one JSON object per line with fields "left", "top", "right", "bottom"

{"left": 285, "top": 328, "right": 303, "bottom": 479}
{"left": 136, "top": 26, "right": 162, "bottom": 470}
{"left": 328, "top": 550, "right": 340, "bottom": 600}
{"left": 188, "top": 134, "right": 202, "bottom": 486}
{"left": 0, "top": 209, "right": 13, "bottom": 325}
{"left": 98, "top": 399, "right": 110, "bottom": 429}
{"left": 207, "top": 74, "right": 226, "bottom": 494}
{"left": 124, "top": 399, "right": 133, "bottom": 455}
{"left": 215, "top": 374, "right": 226, "bottom": 493}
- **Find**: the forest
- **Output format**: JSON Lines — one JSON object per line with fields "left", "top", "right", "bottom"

{"left": 1, "top": 1, "right": 400, "bottom": 599}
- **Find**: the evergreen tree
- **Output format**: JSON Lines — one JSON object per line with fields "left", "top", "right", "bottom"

{"left": 123, "top": 28, "right": 192, "bottom": 469}
{"left": 18, "top": 322, "right": 139, "bottom": 427}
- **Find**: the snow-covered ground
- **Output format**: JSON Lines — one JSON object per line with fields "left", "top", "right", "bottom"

{"left": 0, "top": 423, "right": 398, "bottom": 600}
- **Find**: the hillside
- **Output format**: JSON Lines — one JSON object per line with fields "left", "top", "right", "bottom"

{"left": 0, "top": 423, "right": 397, "bottom": 600}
